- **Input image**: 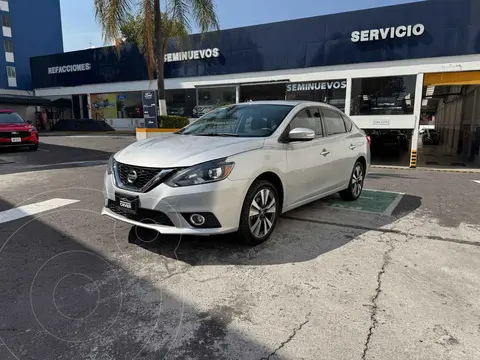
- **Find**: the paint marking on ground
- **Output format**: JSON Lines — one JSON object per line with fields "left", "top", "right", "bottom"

{"left": 0, "top": 198, "right": 80, "bottom": 224}
{"left": 473, "top": 180, "right": 480, "bottom": 184}
{"left": 323, "top": 189, "right": 405, "bottom": 215}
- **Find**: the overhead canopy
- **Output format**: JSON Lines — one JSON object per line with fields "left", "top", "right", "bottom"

{"left": 0, "top": 94, "right": 51, "bottom": 106}
{"left": 424, "top": 71, "right": 480, "bottom": 86}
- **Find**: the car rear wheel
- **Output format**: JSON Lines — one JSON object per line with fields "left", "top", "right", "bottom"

{"left": 340, "top": 161, "right": 365, "bottom": 201}
{"left": 236, "top": 180, "right": 279, "bottom": 246}
{"left": 29, "top": 143, "right": 38, "bottom": 151}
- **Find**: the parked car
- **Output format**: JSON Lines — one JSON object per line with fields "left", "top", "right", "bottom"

{"left": 102, "top": 101, "right": 371, "bottom": 245}
{"left": 0, "top": 110, "right": 39, "bottom": 151}
{"left": 422, "top": 128, "right": 440, "bottom": 145}
{"left": 369, "top": 130, "right": 409, "bottom": 153}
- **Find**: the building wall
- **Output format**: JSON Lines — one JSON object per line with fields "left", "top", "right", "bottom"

{"left": 1, "top": 0, "right": 63, "bottom": 91}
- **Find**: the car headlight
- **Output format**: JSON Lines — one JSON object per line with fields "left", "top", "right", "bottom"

{"left": 107, "top": 154, "right": 115, "bottom": 175}
{"left": 166, "top": 159, "right": 235, "bottom": 187}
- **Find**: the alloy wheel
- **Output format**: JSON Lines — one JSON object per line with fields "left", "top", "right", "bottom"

{"left": 351, "top": 164, "right": 364, "bottom": 197}
{"left": 249, "top": 188, "right": 277, "bottom": 238}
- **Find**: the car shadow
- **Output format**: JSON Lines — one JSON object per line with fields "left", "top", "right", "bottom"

{"left": 0, "top": 196, "right": 273, "bottom": 359}
{"left": 131, "top": 193, "right": 422, "bottom": 266}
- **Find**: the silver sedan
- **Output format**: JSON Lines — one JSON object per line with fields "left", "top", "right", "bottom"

{"left": 102, "top": 101, "right": 371, "bottom": 245}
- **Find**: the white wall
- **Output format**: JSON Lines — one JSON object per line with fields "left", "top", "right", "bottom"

{"left": 104, "top": 118, "right": 144, "bottom": 130}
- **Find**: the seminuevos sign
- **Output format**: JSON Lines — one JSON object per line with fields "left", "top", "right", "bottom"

{"left": 286, "top": 81, "right": 347, "bottom": 92}
{"left": 48, "top": 63, "right": 91, "bottom": 74}
{"left": 351, "top": 24, "right": 425, "bottom": 43}
{"left": 164, "top": 48, "right": 220, "bottom": 62}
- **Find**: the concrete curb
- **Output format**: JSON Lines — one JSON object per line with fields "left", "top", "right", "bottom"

{"left": 371, "top": 165, "right": 480, "bottom": 174}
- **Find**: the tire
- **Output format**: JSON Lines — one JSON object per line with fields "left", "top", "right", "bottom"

{"left": 340, "top": 161, "right": 365, "bottom": 201}
{"left": 29, "top": 143, "right": 39, "bottom": 151}
{"left": 235, "top": 180, "right": 280, "bottom": 246}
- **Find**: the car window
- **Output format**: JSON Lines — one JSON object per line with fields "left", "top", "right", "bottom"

{"left": 308, "top": 107, "right": 324, "bottom": 136}
{"left": 177, "top": 104, "right": 293, "bottom": 137}
{"left": 342, "top": 115, "right": 353, "bottom": 132}
{"left": 289, "top": 109, "right": 321, "bottom": 136}
{"left": 322, "top": 108, "right": 347, "bottom": 135}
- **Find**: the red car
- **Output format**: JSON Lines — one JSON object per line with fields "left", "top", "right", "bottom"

{"left": 0, "top": 110, "right": 39, "bottom": 151}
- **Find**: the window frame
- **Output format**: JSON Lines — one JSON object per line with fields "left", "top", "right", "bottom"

{"left": 4, "top": 39, "right": 13, "bottom": 53}
{"left": 1, "top": 14, "right": 11, "bottom": 28}
{"left": 320, "top": 106, "right": 348, "bottom": 136}
{"left": 6, "top": 66, "right": 16, "bottom": 78}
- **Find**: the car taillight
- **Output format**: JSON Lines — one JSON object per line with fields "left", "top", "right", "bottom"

{"left": 366, "top": 135, "right": 371, "bottom": 147}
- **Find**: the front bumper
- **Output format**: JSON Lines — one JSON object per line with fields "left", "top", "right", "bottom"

{"left": 0, "top": 133, "right": 38, "bottom": 147}
{"left": 101, "top": 171, "right": 250, "bottom": 235}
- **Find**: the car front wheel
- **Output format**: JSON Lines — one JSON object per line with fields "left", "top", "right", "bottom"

{"left": 236, "top": 180, "right": 279, "bottom": 245}
{"left": 340, "top": 161, "right": 365, "bottom": 201}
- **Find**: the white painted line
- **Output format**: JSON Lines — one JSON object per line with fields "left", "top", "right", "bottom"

{"left": 473, "top": 180, "right": 480, "bottom": 184}
{"left": 383, "top": 193, "right": 405, "bottom": 216}
{"left": 0, "top": 198, "right": 80, "bottom": 224}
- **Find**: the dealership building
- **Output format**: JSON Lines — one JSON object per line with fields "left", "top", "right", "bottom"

{"left": 30, "top": 0, "right": 480, "bottom": 166}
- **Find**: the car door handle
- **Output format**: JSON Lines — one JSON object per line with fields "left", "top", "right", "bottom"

{"left": 320, "top": 149, "right": 330, "bottom": 156}
{"left": 349, "top": 144, "right": 357, "bottom": 150}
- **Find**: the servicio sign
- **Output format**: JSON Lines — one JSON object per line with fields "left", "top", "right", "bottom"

{"left": 351, "top": 24, "right": 425, "bottom": 43}
{"left": 286, "top": 81, "right": 347, "bottom": 92}
{"left": 164, "top": 48, "right": 220, "bottom": 62}
{"left": 48, "top": 63, "right": 91, "bottom": 74}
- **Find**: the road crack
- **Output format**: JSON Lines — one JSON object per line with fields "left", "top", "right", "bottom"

{"left": 260, "top": 313, "right": 311, "bottom": 360}
{"left": 362, "top": 238, "right": 395, "bottom": 360}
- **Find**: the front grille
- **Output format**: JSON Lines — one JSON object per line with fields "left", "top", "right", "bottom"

{"left": 106, "top": 200, "right": 174, "bottom": 226}
{"left": 115, "top": 162, "right": 164, "bottom": 191}
{"left": 0, "top": 131, "right": 31, "bottom": 138}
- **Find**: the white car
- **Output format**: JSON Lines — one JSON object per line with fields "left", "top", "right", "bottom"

{"left": 102, "top": 101, "right": 371, "bottom": 245}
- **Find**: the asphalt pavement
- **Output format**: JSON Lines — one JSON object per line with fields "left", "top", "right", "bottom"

{"left": 1, "top": 136, "right": 480, "bottom": 360}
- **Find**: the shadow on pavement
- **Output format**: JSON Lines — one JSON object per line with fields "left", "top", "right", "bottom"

{"left": 131, "top": 193, "right": 422, "bottom": 266}
{"left": 368, "top": 173, "right": 419, "bottom": 180}
{"left": 0, "top": 143, "right": 113, "bottom": 174}
{"left": 0, "top": 196, "right": 270, "bottom": 360}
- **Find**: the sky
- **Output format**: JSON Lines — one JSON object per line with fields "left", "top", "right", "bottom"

{"left": 60, "top": 0, "right": 423, "bottom": 52}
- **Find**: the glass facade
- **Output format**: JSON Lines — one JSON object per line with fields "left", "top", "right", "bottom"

{"left": 194, "top": 86, "right": 237, "bottom": 117}
{"left": 90, "top": 91, "right": 143, "bottom": 119}
{"left": 350, "top": 75, "right": 416, "bottom": 116}
{"left": 165, "top": 89, "right": 196, "bottom": 117}
{"left": 285, "top": 80, "right": 347, "bottom": 111}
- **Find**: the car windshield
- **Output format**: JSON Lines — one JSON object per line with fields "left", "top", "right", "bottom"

{"left": 0, "top": 112, "right": 25, "bottom": 124}
{"left": 176, "top": 104, "right": 294, "bottom": 137}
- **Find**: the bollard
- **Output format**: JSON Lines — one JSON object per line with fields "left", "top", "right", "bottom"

{"left": 410, "top": 149, "right": 417, "bottom": 168}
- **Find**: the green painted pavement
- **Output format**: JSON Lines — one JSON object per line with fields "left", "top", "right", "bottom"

{"left": 323, "top": 189, "right": 404, "bottom": 215}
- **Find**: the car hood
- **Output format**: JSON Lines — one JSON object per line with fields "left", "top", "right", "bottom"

{"left": 115, "top": 134, "right": 265, "bottom": 167}
{"left": 0, "top": 123, "right": 31, "bottom": 131}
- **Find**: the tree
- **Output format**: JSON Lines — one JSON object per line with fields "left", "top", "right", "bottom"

{"left": 94, "top": 0, "right": 219, "bottom": 115}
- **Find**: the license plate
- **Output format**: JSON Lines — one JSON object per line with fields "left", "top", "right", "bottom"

{"left": 115, "top": 193, "right": 139, "bottom": 214}
{"left": 10, "top": 137, "right": 21, "bottom": 143}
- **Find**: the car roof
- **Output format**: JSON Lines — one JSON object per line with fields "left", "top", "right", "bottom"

{"left": 234, "top": 100, "right": 342, "bottom": 110}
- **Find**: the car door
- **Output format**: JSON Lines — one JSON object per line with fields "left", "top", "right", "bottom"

{"left": 319, "top": 107, "right": 352, "bottom": 191}
{"left": 284, "top": 107, "right": 329, "bottom": 206}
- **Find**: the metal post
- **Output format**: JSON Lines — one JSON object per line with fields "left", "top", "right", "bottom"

{"left": 87, "top": 93, "right": 92, "bottom": 119}
{"left": 344, "top": 78, "right": 352, "bottom": 116}
{"left": 410, "top": 73, "right": 424, "bottom": 168}
{"left": 235, "top": 85, "right": 240, "bottom": 103}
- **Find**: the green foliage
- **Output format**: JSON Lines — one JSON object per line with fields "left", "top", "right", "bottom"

{"left": 215, "top": 101, "right": 234, "bottom": 108}
{"left": 158, "top": 115, "right": 189, "bottom": 128}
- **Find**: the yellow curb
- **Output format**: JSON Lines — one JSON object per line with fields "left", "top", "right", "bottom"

{"left": 136, "top": 128, "right": 179, "bottom": 133}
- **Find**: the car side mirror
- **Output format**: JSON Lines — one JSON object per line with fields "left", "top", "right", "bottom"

{"left": 288, "top": 127, "right": 315, "bottom": 141}
{"left": 26, "top": 120, "right": 32, "bottom": 124}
